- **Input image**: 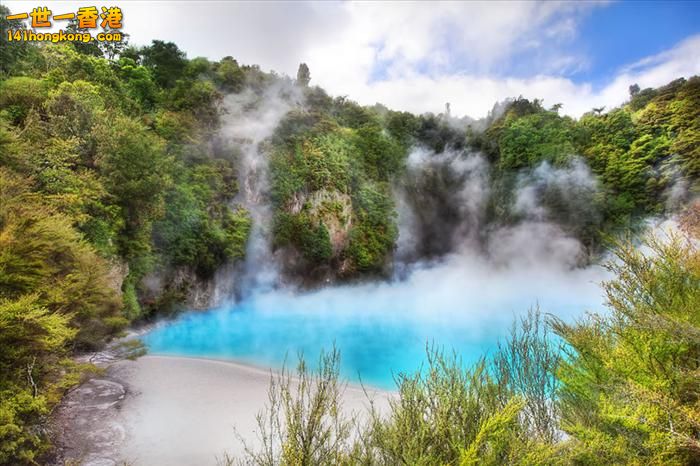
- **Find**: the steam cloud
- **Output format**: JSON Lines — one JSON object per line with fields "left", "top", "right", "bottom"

{"left": 145, "top": 132, "right": 613, "bottom": 387}
{"left": 239, "top": 145, "right": 609, "bottom": 355}
{"left": 213, "top": 80, "right": 304, "bottom": 300}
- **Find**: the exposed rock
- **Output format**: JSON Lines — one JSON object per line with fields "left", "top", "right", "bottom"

{"left": 105, "top": 260, "right": 128, "bottom": 298}
{"left": 275, "top": 189, "right": 356, "bottom": 287}
{"left": 49, "top": 375, "right": 128, "bottom": 466}
{"left": 140, "top": 265, "right": 236, "bottom": 312}
{"left": 306, "top": 189, "right": 353, "bottom": 257}
{"left": 50, "top": 334, "right": 149, "bottom": 466}
{"left": 169, "top": 267, "right": 217, "bottom": 309}
{"left": 288, "top": 190, "right": 306, "bottom": 214}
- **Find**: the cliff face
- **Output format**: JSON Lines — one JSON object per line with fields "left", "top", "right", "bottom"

{"left": 106, "top": 260, "right": 129, "bottom": 300}
{"left": 139, "top": 265, "right": 238, "bottom": 314}
{"left": 273, "top": 189, "right": 354, "bottom": 286}
{"left": 306, "top": 189, "right": 354, "bottom": 258}
{"left": 138, "top": 77, "right": 700, "bottom": 305}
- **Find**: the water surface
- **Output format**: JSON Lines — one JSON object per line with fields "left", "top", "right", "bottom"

{"left": 143, "top": 260, "right": 607, "bottom": 389}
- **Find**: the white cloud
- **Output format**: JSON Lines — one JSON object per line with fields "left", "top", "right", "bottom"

{"left": 311, "top": 34, "right": 700, "bottom": 119}
{"left": 4, "top": 1, "right": 699, "bottom": 119}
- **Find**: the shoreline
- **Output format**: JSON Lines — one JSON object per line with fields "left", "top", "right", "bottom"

{"left": 52, "top": 353, "right": 392, "bottom": 466}
{"left": 144, "top": 352, "right": 395, "bottom": 392}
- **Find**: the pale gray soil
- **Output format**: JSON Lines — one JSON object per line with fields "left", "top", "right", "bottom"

{"left": 51, "top": 355, "right": 390, "bottom": 466}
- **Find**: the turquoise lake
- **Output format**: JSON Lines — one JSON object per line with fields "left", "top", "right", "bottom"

{"left": 142, "top": 258, "right": 608, "bottom": 389}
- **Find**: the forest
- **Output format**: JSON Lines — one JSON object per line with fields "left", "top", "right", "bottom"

{"left": 0, "top": 4, "right": 699, "bottom": 464}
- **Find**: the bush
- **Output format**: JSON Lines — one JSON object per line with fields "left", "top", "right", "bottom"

{"left": 347, "top": 182, "right": 397, "bottom": 272}
{"left": 234, "top": 231, "right": 699, "bottom": 465}
{"left": 0, "top": 77, "right": 47, "bottom": 125}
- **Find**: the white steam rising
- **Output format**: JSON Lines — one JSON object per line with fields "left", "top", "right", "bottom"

{"left": 209, "top": 105, "right": 611, "bottom": 341}
{"left": 217, "top": 81, "right": 303, "bottom": 298}
{"left": 145, "top": 135, "right": 614, "bottom": 390}
{"left": 395, "top": 148, "right": 490, "bottom": 268}
{"left": 244, "top": 145, "right": 609, "bottom": 335}
{"left": 514, "top": 158, "right": 597, "bottom": 222}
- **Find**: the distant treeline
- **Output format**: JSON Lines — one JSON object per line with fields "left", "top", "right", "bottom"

{"left": 1, "top": 4, "right": 699, "bottom": 463}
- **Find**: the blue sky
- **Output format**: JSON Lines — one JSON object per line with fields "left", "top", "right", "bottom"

{"left": 5, "top": 0, "right": 700, "bottom": 117}
{"left": 364, "top": 1, "right": 700, "bottom": 89}
{"left": 573, "top": 1, "right": 700, "bottom": 86}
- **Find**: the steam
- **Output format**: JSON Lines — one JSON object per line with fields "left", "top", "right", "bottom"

{"left": 212, "top": 84, "right": 608, "bottom": 310}
{"left": 250, "top": 145, "right": 611, "bottom": 347}
{"left": 376, "top": 147, "right": 609, "bottom": 336}
{"left": 662, "top": 164, "right": 693, "bottom": 212}
{"left": 395, "top": 147, "right": 490, "bottom": 267}
{"left": 217, "top": 82, "right": 303, "bottom": 297}
{"left": 146, "top": 138, "right": 612, "bottom": 386}
{"left": 395, "top": 147, "right": 600, "bottom": 272}
{"left": 514, "top": 158, "right": 598, "bottom": 222}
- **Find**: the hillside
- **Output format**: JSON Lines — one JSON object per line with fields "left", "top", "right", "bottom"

{"left": 0, "top": 13, "right": 699, "bottom": 464}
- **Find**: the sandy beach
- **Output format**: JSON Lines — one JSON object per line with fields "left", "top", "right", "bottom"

{"left": 52, "top": 355, "right": 390, "bottom": 466}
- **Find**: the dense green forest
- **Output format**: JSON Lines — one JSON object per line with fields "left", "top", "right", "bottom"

{"left": 1, "top": 5, "right": 699, "bottom": 463}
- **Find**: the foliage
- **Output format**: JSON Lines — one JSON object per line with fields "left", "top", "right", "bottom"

{"left": 235, "top": 309, "right": 563, "bottom": 465}
{"left": 0, "top": 37, "right": 252, "bottom": 316}
{"left": 296, "top": 63, "right": 311, "bottom": 87}
{"left": 140, "top": 40, "right": 187, "bottom": 88}
{"left": 0, "top": 77, "right": 47, "bottom": 125}
{"left": 230, "top": 348, "right": 353, "bottom": 466}
{"left": 0, "top": 35, "right": 255, "bottom": 463}
{"left": 493, "top": 310, "right": 562, "bottom": 443}
{"left": 0, "top": 170, "right": 123, "bottom": 464}
{"left": 475, "top": 80, "right": 700, "bottom": 246}
{"left": 498, "top": 111, "right": 576, "bottom": 170}
{"left": 154, "top": 168, "right": 251, "bottom": 278}
{"left": 353, "top": 123, "right": 404, "bottom": 181}
{"left": 214, "top": 56, "right": 246, "bottom": 93}
{"left": 236, "top": 231, "right": 699, "bottom": 465}
{"left": 0, "top": 5, "right": 32, "bottom": 76}
{"left": 368, "top": 353, "right": 510, "bottom": 465}
{"left": 552, "top": 233, "right": 700, "bottom": 464}
{"left": 347, "top": 182, "right": 397, "bottom": 272}
{"left": 269, "top": 94, "right": 408, "bottom": 275}
{"left": 273, "top": 212, "right": 333, "bottom": 265}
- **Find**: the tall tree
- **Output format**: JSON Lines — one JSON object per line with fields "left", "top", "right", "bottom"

{"left": 141, "top": 40, "right": 187, "bottom": 88}
{"left": 297, "top": 62, "right": 311, "bottom": 87}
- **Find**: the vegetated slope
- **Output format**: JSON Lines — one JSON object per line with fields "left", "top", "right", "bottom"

{"left": 268, "top": 76, "right": 699, "bottom": 281}
{"left": 1, "top": 8, "right": 699, "bottom": 462}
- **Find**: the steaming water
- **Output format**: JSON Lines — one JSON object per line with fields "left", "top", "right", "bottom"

{"left": 143, "top": 89, "right": 610, "bottom": 390}
{"left": 143, "top": 254, "right": 607, "bottom": 389}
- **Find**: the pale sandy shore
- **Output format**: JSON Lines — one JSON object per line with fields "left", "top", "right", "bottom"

{"left": 53, "top": 355, "right": 391, "bottom": 466}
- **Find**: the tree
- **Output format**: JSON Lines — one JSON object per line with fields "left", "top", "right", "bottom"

{"left": 629, "top": 83, "right": 641, "bottom": 96}
{"left": 0, "top": 169, "right": 124, "bottom": 463}
{"left": 0, "top": 5, "right": 32, "bottom": 76}
{"left": 497, "top": 111, "right": 576, "bottom": 170}
{"left": 95, "top": 115, "right": 172, "bottom": 284}
{"left": 117, "top": 58, "right": 158, "bottom": 109}
{"left": 98, "top": 29, "right": 130, "bottom": 60}
{"left": 119, "top": 45, "right": 142, "bottom": 64}
{"left": 215, "top": 56, "right": 245, "bottom": 92}
{"left": 297, "top": 62, "right": 311, "bottom": 87}
{"left": 0, "top": 296, "right": 75, "bottom": 464}
{"left": 65, "top": 19, "right": 102, "bottom": 57}
{"left": 141, "top": 40, "right": 187, "bottom": 88}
